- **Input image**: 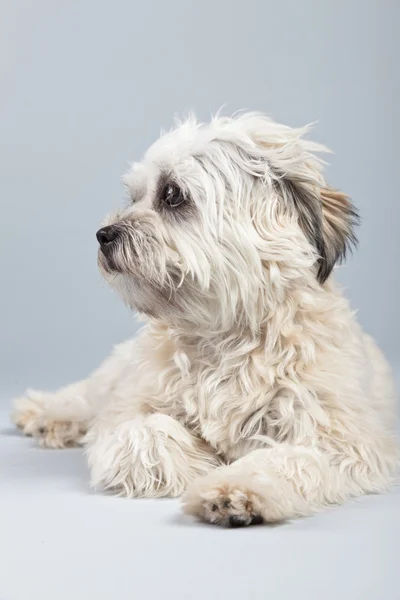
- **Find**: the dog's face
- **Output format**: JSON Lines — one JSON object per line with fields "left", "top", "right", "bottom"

{"left": 97, "top": 113, "right": 358, "bottom": 330}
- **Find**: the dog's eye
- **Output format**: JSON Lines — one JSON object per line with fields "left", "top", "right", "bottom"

{"left": 162, "top": 184, "right": 185, "bottom": 208}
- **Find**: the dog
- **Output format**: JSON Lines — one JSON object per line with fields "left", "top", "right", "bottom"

{"left": 12, "top": 112, "right": 398, "bottom": 527}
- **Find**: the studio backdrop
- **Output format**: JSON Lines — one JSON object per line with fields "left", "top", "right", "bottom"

{"left": 0, "top": 0, "right": 398, "bottom": 399}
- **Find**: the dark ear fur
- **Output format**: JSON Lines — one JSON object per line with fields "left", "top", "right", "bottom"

{"left": 318, "top": 187, "right": 359, "bottom": 282}
{"left": 278, "top": 179, "right": 359, "bottom": 283}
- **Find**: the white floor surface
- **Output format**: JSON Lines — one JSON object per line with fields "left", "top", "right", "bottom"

{"left": 1, "top": 403, "right": 399, "bottom": 600}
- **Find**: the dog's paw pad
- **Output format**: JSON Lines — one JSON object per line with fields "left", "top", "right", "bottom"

{"left": 12, "top": 391, "right": 86, "bottom": 448}
{"left": 12, "top": 390, "right": 48, "bottom": 435}
{"left": 183, "top": 476, "right": 264, "bottom": 527}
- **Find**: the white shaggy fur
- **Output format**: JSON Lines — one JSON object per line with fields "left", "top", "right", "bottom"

{"left": 12, "top": 112, "right": 398, "bottom": 527}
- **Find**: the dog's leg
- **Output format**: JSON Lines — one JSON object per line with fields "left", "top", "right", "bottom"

{"left": 11, "top": 339, "right": 137, "bottom": 448}
{"left": 86, "top": 411, "right": 221, "bottom": 497}
{"left": 183, "top": 436, "right": 398, "bottom": 526}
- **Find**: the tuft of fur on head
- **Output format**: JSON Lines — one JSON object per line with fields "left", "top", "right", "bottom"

{"left": 98, "top": 112, "right": 359, "bottom": 331}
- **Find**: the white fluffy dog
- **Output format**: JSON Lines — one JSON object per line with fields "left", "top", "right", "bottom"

{"left": 13, "top": 112, "right": 398, "bottom": 527}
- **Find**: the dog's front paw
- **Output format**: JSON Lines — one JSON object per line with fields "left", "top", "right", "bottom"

{"left": 12, "top": 390, "right": 87, "bottom": 448}
{"left": 183, "top": 470, "right": 266, "bottom": 527}
{"left": 12, "top": 389, "right": 51, "bottom": 436}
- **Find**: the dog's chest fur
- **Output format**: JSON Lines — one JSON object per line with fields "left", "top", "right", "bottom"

{"left": 129, "top": 290, "right": 377, "bottom": 463}
{"left": 136, "top": 325, "right": 316, "bottom": 461}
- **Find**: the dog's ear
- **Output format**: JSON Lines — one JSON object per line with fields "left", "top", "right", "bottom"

{"left": 238, "top": 114, "right": 359, "bottom": 282}
{"left": 318, "top": 187, "right": 359, "bottom": 283}
{"left": 279, "top": 178, "right": 359, "bottom": 283}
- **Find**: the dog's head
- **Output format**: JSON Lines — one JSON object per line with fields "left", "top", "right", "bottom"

{"left": 97, "top": 113, "right": 358, "bottom": 330}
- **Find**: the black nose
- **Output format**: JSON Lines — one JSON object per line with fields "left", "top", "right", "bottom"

{"left": 96, "top": 226, "right": 119, "bottom": 250}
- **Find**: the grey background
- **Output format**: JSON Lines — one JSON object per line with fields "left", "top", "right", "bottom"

{"left": 1, "top": 2, "right": 399, "bottom": 600}
{"left": 1, "top": 0, "right": 399, "bottom": 396}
